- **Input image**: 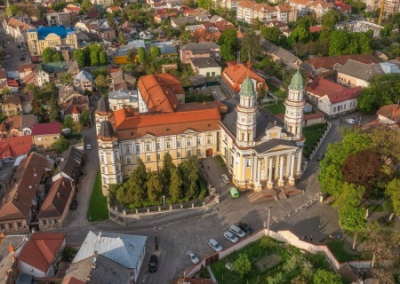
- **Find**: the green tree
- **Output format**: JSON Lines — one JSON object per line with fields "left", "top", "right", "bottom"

{"left": 180, "top": 30, "right": 191, "bottom": 44}
{"left": 261, "top": 26, "right": 281, "bottom": 44}
{"left": 169, "top": 167, "right": 183, "bottom": 202}
{"left": 313, "top": 269, "right": 342, "bottom": 284}
{"left": 79, "top": 110, "right": 91, "bottom": 126}
{"left": 197, "top": 0, "right": 211, "bottom": 9}
{"left": 150, "top": 46, "right": 161, "bottom": 59}
{"left": 107, "top": 13, "right": 116, "bottom": 29}
{"left": 386, "top": 179, "right": 400, "bottom": 216}
{"left": 52, "top": 137, "right": 70, "bottom": 154}
{"left": 178, "top": 156, "right": 198, "bottom": 199}
{"left": 73, "top": 49, "right": 86, "bottom": 67}
{"left": 8, "top": 4, "right": 19, "bottom": 16}
{"left": 90, "top": 51, "right": 99, "bottom": 66}
{"left": 42, "top": 47, "right": 56, "bottom": 63}
{"left": 321, "top": 10, "right": 341, "bottom": 33}
{"left": 147, "top": 172, "right": 163, "bottom": 202}
{"left": 257, "top": 83, "right": 267, "bottom": 103}
{"left": 241, "top": 30, "right": 262, "bottom": 61}
{"left": 380, "top": 23, "right": 393, "bottom": 37}
{"left": 126, "top": 48, "right": 137, "bottom": 63}
{"left": 60, "top": 73, "right": 73, "bottom": 85}
{"left": 81, "top": 0, "right": 92, "bottom": 11}
{"left": 118, "top": 31, "right": 127, "bottom": 45}
{"left": 0, "top": 113, "right": 7, "bottom": 123}
{"left": 117, "top": 159, "right": 147, "bottom": 205}
{"left": 99, "top": 51, "right": 108, "bottom": 65}
{"left": 63, "top": 116, "right": 73, "bottom": 129}
{"left": 161, "top": 152, "right": 175, "bottom": 184}
{"left": 137, "top": 47, "right": 146, "bottom": 63}
{"left": 49, "top": 97, "right": 60, "bottom": 122}
{"left": 1, "top": 87, "right": 11, "bottom": 96}
{"left": 232, "top": 253, "right": 252, "bottom": 278}
{"left": 289, "top": 25, "right": 311, "bottom": 46}
{"left": 217, "top": 28, "right": 238, "bottom": 61}
{"left": 94, "top": 75, "right": 109, "bottom": 92}
{"left": 52, "top": 52, "right": 64, "bottom": 62}
{"left": 339, "top": 205, "right": 367, "bottom": 250}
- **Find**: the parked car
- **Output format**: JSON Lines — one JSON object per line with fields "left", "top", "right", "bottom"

{"left": 223, "top": 231, "right": 239, "bottom": 243}
{"left": 229, "top": 225, "right": 246, "bottom": 238}
{"left": 221, "top": 174, "right": 229, "bottom": 184}
{"left": 19, "top": 56, "right": 25, "bottom": 61}
{"left": 229, "top": 187, "right": 239, "bottom": 198}
{"left": 20, "top": 52, "right": 26, "bottom": 56}
{"left": 186, "top": 251, "right": 199, "bottom": 264}
{"left": 70, "top": 200, "right": 78, "bottom": 210}
{"left": 86, "top": 144, "right": 92, "bottom": 150}
{"left": 208, "top": 238, "right": 223, "bottom": 252}
{"left": 317, "top": 153, "right": 325, "bottom": 161}
{"left": 4, "top": 54, "right": 10, "bottom": 59}
{"left": 16, "top": 44, "right": 21, "bottom": 48}
{"left": 148, "top": 255, "right": 158, "bottom": 272}
{"left": 238, "top": 222, "right": 254, "bottom": 235}
{"left": 346, "top": 118, "right": 357, "bottom": 125}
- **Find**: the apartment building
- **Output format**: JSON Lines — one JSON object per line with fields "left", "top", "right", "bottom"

{"left": 237, "top": 1, "right": 295, "bottom": 24}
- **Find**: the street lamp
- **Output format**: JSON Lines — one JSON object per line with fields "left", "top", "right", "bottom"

{"left": 162, "top": 195, "right": 166, "bottom": 205}
{"left": 266, "top": 207, "right": 272, "bottom": 236}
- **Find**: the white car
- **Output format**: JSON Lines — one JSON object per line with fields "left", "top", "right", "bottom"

{"left": 229, "top": 225, "right": 246, "bottom": 238}
{"left": 222, "top": 174, "right": 229, "bottom": 184}
{"left": 186, "top": 251, "right": 199, "bottom": 264}
{"left": 86, "top": 144, "right": 92, "bottom": 150}
{"left": 4, "top": 54, "right": 10, "bottom": 59}
{"left": 346, "top": 118, "right": 357, "bottom": 125}
{"left": 223, "top": 231, "right": 239, "bottom": 243}
{"left": 208, "top": 238, "right": 223, "bottom": 252}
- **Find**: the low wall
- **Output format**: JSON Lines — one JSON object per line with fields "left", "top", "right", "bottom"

{"left": 309, "top": 122, "right": 331, "bottom": 160}
{"left": 184, "top": 228, "right": 373, "bottom": 280}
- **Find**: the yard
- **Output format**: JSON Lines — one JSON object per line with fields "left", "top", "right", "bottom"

{"left": 264, "top": 100, "right": 286, "bottom": 115}
{"left": 87, "top": 168, "right": 109, "bottom": 222}
{"left": 303, "top": 123, "right": 328, "bottom": 158}
{"left": 210, "top": 237, "right": 343, "bottom": 284}
{"left": 326, "top": 240, "right": 362, "bottom": 263}
{"left": 185, "top": 92, "right": 214, "bottom": 103}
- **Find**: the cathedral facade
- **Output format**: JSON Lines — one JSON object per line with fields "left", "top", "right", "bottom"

{"left": 95, "top": 71, "right": 305, "bottom": 195}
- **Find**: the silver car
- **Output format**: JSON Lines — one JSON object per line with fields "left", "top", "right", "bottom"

{"left": 223, "top": 231, "right": 239, "bottom": 243}
{"left": 186, "top": 251, "right": 199, "bottom": 264}
{"left": 208, "top": 238, "right": 223, "bottom": 252}
{"left": 229, "top": 225, "right": 246, "bottom": 238}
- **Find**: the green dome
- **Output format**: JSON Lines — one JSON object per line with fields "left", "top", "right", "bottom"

{"left": 239, "top": 76, "right": 256, "bottom": 97}
{"left": 289, "top": 70, "right": 304, "bottom": 91}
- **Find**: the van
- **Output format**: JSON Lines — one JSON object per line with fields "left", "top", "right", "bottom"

{"left": 229, "top": 187, "right": 239, "bottom": 198}
{"left": 62, "top": 128, "right": 71, "bottom": 135}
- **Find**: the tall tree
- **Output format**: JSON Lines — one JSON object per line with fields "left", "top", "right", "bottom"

{"left": 73, "top": 49, "right": 86, "bottom": 67}
{"left": 99, "top": 51, "right": 108, "bottom": 65}
{"left": 161, "top": 152, "right": 175, "bottom": 184}
{"left": 42, "top": 47, "right": 56, "bottom": 63}
{"left": 52, "top": 52, "right": 64, "bottom": 62}
{"left": 150, "top": 46, "right": 161, "bottom": 59}
{"left": 179, "top": 156, "right": 198, "bottom": 199}
{"left": 169, "top": 167, "right": 183, "bottom": 202}
{"left": 321, "top": 10, "right": 341, "bottom": 33}
{"left": 241, "top": 30, "right": 262, "bottom": 61}
{"left": 147, "top": 172, "right": 163, "bottom": 202}
{"left": 217, "top": 28, "right": 238, "bottom": 61}
{"left": 52, "top": 137, "right": 70, "bottom": 154}
{"left": 386, "top": 179, "right": 400, "bottom": 216}
{"left": 137, "top": 47, "right": 146, "bottom": 63}
{"left": 118, "top": 31, "right": 127, "bottom": 45}
{"left": 312, "top": 269, "right": 342, "bottom": 284}
{"left": 79, "top": 110, "right": 91, "bottom": 126}
{"left": 60, "top": 73, "right": 73, "bottom": 85}
{"left": 261, "top": 26, "right": 281, "bottom": 44}
{"left": 94, "top": 75, "right": 109, "bottom": 92}
{"left": 90, "top": 51, "right": 99, "bottom": 66}
{"left": 339, "top": 205, "right": 366, "bottom": 250}
{"left": 232, "top": 253, "right": 252, "bottom": 278}
{"left": 49, "top": 97, "right": 60, "bottom": 122}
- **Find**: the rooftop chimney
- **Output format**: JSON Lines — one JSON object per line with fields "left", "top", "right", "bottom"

{"left": 62, "top": 181, "right": 65, "bottom": 187}
{"left": 57, "top": 192, "right": 61, "bottom": 198}
{"left": 8, "top": 244, "right": 14, "bottom": 254}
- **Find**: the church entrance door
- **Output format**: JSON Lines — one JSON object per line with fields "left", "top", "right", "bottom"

{"left": 206, "top": 149, "right": 213, "bottom": 156}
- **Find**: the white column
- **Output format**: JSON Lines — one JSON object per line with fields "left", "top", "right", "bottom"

{"left": 297, "top": 151, "right": 303, "bottom": 175}
{"left": 274, "top": 155, "right": 279, "bottom": 178}
{"left": 285, "top": 154, "right": 290, "bottom": 176}
{"left": 252, "top": 155, "right": 257, "bottom": 183}
{"left": 278, "top": 155, "right": 284, "bottom": 186}
{"left": 289, "top": 153, "right": 295, "bottom": 185}
{"left": 257, "top": 159, "right": 261, "bottom": 184}
{"left": 267, "top": 156, "right": 273, "bottom": 189}
{"left": 242, "top": 156, "right": 246, "bottom": 185}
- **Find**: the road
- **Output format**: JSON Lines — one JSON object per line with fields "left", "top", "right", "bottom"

{"left": 0, "top": 29, "right": 31, "bottom": 73}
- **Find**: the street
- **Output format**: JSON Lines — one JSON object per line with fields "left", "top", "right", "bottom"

{"left": 0, "top": 29, "right": 31, "bottom": 73}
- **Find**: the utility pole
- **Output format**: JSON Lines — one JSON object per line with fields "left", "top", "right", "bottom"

{"left": 266, "top": 207, "right": 271, "bottom": 236}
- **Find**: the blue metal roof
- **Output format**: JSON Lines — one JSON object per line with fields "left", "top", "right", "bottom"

{"left": 37, "top": 25, "right": 75, "bottom": 40}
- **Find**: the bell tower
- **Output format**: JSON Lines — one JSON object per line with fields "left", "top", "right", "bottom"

{"left": 284, "top": 66, "right": 305, "bottom": 140}
{"left": 236, "top": 62, "right": 258, "bottom": 147}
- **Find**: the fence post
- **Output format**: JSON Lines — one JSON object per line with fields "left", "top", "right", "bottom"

{"left": 170, "top": 205, "right": 172, "bottom": 211}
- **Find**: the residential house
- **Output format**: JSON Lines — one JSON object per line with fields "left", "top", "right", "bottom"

{"left": 110, "top": 69, "right": 136, "bottom": 91}
{"left": 266, "top": 20, "right": 289, "bottom": 31}
{"left": 2, "top": 17, "right": 35, "bottom": 44}
{"left": 99, "top": 28, "right": 116, "bottom": 42}
{"left": 44, "top": 12, "right": 72, "bottom": 27}
{"left": 337, "top": 59, "right": 385, "bottom": 88}
{"left": 106, "top": 6, "right": 122, "bottom": 13}
{"left": 0, "top": 80, "right": 20, "bottom": 94}
{"left": 236, "top": 1, "right": 295, "bottom": 24}
{"left": 18, "top": 64, "right": 36, "bottom": 80}
{"left": 333, "top": 0, "right": 351, "bottom": 14}
{"left": 73, "top": 70, "right": 94, "bottom": 91}
{"left": 63, "top": 231, "right": 147, "bottom": 284}
{"left": 52, "top": 146, "right": 84, "bottom": 183}
{"left": 21, "top": 72, "right": 38, "bottom": 86}
{"left": 137, "top": 73, "right": 185, "bottom": 113}
{"left": 59, "top": 85, "right": 80, "bottom": 103}
{"left": 305, "top": 77, "right": 361, "bottom": 117}
{"left": 18, "top": 233, "right": 66, "bottom": 278}
{"left": 31, "top": 122, "right": 61, "bottom": 150}
{"left": 26, "top": 26, "right": 78, "bottom": 56}
{"left": 180, "top": 42, "right": 220, "bottom": 64}
{"left": 170, "top": 16, "right": 198, "bottom": 28}
{"left": 289, "top": 0, "right": 310, "bottom": 18}
{"left": 108, "top": 89, "right": 138, "bottom": 111}
{"left": 89, "top": 0, "right": 113, "bottom": 7}
{"left": 190, "top": 57, "right": 221, "bottom": 78}
{"left": 0, "top": 69, "right": 6, "bottom": 84}
{"left": 0, "top": 153, "right": 52, "bottom": 232}
{"left": 113, "top": 40, "right": 146, "bottom": 65}
{"left": 139, "top": 31, "right": 153, "bottom": 40}
{"left": 38, "top": 177, "right": 75, "bottom": 229}
{"left": 308, "top": 1, "right": 332, "bottom": 19}
{"left": 376, "top": 104, "right": 400, "bottom": 125}
{"left": 118, "top": 21, "right": 138, "bottom": 39}
{"left": 0, "top": 114, "right": 37, "bottom": 137}
{"left": 2, "top": 95, "right": 22, "bottom": 117}
{"left": 0, "top": 136, "right": 33, "bottom": 161}
{"left": 152, "top": 42, "right": 178, "bottom": 58}
{"left": 222, "top": 62, "right": 268, "bottom": 93}
{"left": 0, "top": 234, "right": 29, "bottom": 284}
{"left": 67, "top": 60, "right": 80, "bottom": 76}
{"left": 59, "top": 96, "right": 89, "bottom": 121}
{"left": 260, "top": 38, "right": 301, "bottom": 69}
{"left": 64, "top": 4, "right": 82, "bottom": 16}
{"left": 36, "top": 62, "right": 69, "bottom": 87}
{"left": 211, "top": 0, "right": 241, "bottom": 10}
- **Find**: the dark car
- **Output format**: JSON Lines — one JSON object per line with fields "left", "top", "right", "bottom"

{"left": 70, "top": 200, "right": 78, "bottom": 210}
{"left": 148, "top": 255, "right": 158, "bottom": 272}
{"left": 16, "top": 44, "right": 21, "bottom": 48}
{"left": 19, "top": 56, "right": 25, "bottom": 61}
{"left": 317, "top": 153, "right": 325, "bottom": 161}
{"left": 238, "top": 222, "right": 254, "bottom": 235}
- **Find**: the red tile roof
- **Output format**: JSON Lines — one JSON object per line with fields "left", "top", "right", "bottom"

{"left": 326, "top": 86, "right": 361, "bottom": 104}
{"left": 223, "top": 62, "right": 267, "bottom": 92}
{"left": 63, "top": 276, "right": 85, "bottom": 284}
{"left": 38, "top": 177, "right": 73, "bottom": 219}
{"left": 305, "top": 54, "right": 380, "bottom": 70}
{"left": 377, "top": 104, "right": 400, "bottom": 121}
{"left": 31, "top": 122, "right": 61, "bottom": 136}
{"left": 0, "top": 136, "right": 33, "bottom": 160}
{"left": 18, "top": 233, "right": 66, "bottom": 273}
{"left": 309, "top": 26, "right": 322, "bottom": 33}
{"left": 306, "top": 77, "right": 344, "bottom": 97}
{"left": 137, "top": 74, "right": 183, "bottom": 113}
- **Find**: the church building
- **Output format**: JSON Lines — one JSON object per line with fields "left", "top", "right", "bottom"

{"left": 95, "top": 70, "right": 305, "bottom": 195}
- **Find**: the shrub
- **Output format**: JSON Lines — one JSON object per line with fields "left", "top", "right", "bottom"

{"left": 215, "top": 155, "right": 226, "bottom": 168}
{"left": 62, "top": 247, "right": 78, "bottom": 262}
{"left": 197, "top": 177, "right": 208, "bottom": 201}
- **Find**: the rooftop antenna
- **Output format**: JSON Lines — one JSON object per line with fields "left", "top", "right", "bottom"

{"left": 247, "top": 53, "right": 252, "bottom": 77}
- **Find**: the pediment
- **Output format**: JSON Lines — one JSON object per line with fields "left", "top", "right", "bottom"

{"left": 267, "top": 144, "right": 297, "bottom": 153}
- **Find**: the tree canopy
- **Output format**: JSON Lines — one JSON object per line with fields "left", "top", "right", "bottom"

{"left": 217, "top": 28, "right": 238, "bottom": 61}
{"left": 52, "top": 137, "right": 70, "bottom": 154}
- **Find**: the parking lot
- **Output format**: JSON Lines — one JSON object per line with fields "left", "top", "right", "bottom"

{"left": 1, "top": 30, "right": 31, "bottom": 73}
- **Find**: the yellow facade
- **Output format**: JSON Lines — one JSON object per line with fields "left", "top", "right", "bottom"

{"left": 33, "top": 133, "right": 61, "bottom": 150}
{"left": 27, "top": 30, "right": 78, "bottom": 56}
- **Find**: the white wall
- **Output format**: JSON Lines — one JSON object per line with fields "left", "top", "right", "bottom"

{"left": 19, "top": 261, "right": 46, "bottom": 278}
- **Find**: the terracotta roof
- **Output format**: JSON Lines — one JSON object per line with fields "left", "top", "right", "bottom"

{"left": 377, "top": 104, "right": 400, "bottom": 121}
{"left": 0, "top": 136, "right": 33, "bottom": 160}
{"left": 137, "top": 74, "right": 183, "bottom": 113}
{"left": 6, "top": 17, "right": 35, "bottom": 32}
{"left": 112, "top": 103, "right": 221, "bottom": 139}
{"left": 306, "top": 77, "right": 344, "bottom": 97}
{"left": 0, "top": 153, "right": 51, "bottom": 221}
{"left": 277, "top": 3, "right": 293, "bottom": 11}
{"left": 223, "top": 62, "right": 267, "bottom": 91}
{"left": 238, "top": 1, "right": 257, "bottom": 9}
{"left": 18, "top": 233, "right": 65, "bottom": 273}
{"left": 31, "top": 122, "right": 61, "bottom": 136}
{"left": 305, "top": 54, "right": 380, "bottom": 70}
{"left": 38, "top": 177, "right": 73, "bottom": 219}
{"left": 290, "top": 0, "right": 311, "bottom": 5}
{"left": 7, "top": 80, "right": 19, "bottom": 88}
{"left": 334, "top": 0, "right": 351, "bottom": 10}
{"left": 63, "top": 276, "right": 85, "bottom": 284}
{"left": 326, "top": 86, "right": 361, "bottom": 104}
{"left": 107, "top": 6, "right": 121, "bottom": 11}
{"left": 304, "top": 112, "right": 324, "bottom": 119}
{"left": 18, "top": 64, "right": 36, "bottom": 74}
{"left": 72, "top": 106, "right": 80, "bottom": 114}
{"left": 2, "top": 95, "right": 22, "bottom": 106}
{"left": 0, "top": 68, "right": 6, "bottom": 80}
{"left": 309, "top": 26, "right": 322, "bottom": 33}
{"left": 22, "top": 72, "right": 37, "bottom": 84}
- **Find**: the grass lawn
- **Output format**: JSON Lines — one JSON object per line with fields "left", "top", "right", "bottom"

{"left": 326, "top": 240, "right": 361, "bottom": 263}
{"left": 367, "top": 203, "right": 384, "bottom": 212}
{"left": 303, "top": 123, "right": 328, "bottom": 158}
{"left": 185, "top": 93, "right": 214, "bottom": 103}
{"left": 264, "top": 100, "right": 286, "bottom": 114}
{"left": 87, "top": 168, "right": 109, "bottom": 222}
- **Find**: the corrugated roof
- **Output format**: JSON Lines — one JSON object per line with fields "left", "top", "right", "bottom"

{"left": 31, "top": 122, "right": 61, "bottom": 136}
